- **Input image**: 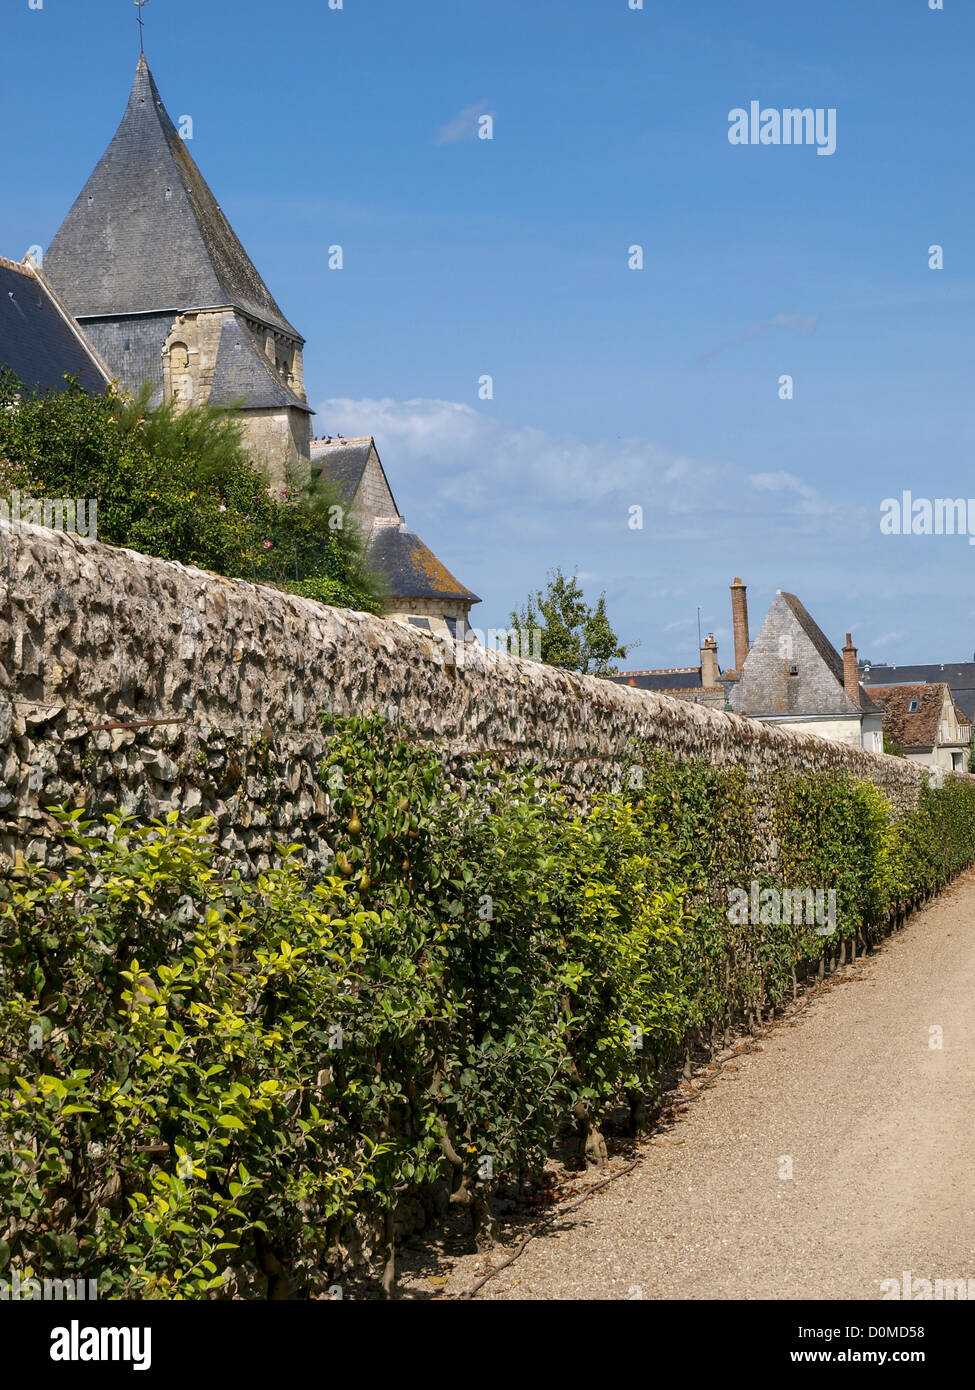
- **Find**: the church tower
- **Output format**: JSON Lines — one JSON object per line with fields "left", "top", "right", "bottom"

{"left": 44, "top": 55, "right": 312, "bottom": 486}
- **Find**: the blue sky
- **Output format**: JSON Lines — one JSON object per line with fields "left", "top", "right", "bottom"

{"left": 3, "top": 0, "right": 973, "bottom": 666}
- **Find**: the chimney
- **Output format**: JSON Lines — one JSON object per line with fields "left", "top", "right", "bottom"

{"left": 842, "top": 633, "right": 860, "bottom": 707}
{"left": 700, "top": 633, "right": 720, "bottom": 688}
{"left": 730, "top": 577, "right": 750, "bottom": 672}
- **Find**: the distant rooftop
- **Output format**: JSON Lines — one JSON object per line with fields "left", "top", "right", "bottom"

{"left": 861, "top": 661, "right": 975, "bottom": 722}
{"left": 863, "top": 682, "right": 968, "bottom": 750}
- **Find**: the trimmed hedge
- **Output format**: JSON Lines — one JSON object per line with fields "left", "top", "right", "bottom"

{"left": 2, "top": 714, "right": 975, "bottom": 1297}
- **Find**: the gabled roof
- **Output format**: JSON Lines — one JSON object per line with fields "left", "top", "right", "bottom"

{"left": 863, "top": 683, "right": 967, "bottom": 751}
{"left": 367, "top": 520, "right": 479, "bottom": 603}
{"left": 209, "top": 314, "right": 311, "bottom": 413}
{"left": 861, "top": 662, "right": 975, "bottom": 722}
{"left": 310, "top": 438, "right": 372, "bottom": 497}
{"left": 310, "top": 435, "right": 401, "bottom": 518}
{"left": 777, "top": 592, "right": 880, "bottom": 714}
{"left": 0, "top": 255, "right": 109, "bottom": 394}
{"left": 44, "top": 57, "right": 300, "bottom": 340}
{"left": 732, "top": 590, "right": 880, "bottom": 718}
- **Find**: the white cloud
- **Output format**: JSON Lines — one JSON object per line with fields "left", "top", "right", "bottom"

{"left": 318, "top": 395, "right": 731, "bottom": 526}
{"left": 748, "top": 469, "right": 869, "bottom": 532}
{"left": 868, "top": 631, "right": 905, "bottom": 651}
{"left": 435, "top": 101, "right": 494, "bottom": 145}
{"left": 312, "top": 395, "right": 918, "bottom": 662}
{"left": 697, "top": 312, "right": 819, "bottom": 363}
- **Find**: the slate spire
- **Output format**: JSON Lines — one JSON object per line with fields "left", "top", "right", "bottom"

{"left": 45, "top": 57, "right": 300, "bottom": 341}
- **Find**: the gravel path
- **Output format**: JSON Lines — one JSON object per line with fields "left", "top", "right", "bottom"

{"left": 438, "top": 870, "right": 975, "bottom": 1300}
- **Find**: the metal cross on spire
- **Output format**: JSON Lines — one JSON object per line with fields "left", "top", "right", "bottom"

{"left": 134, "top": 0, "right": 150, "bottom": 56}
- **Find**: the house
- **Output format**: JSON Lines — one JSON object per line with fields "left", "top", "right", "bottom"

{"left": 310, "top": 436, "right": 479, "bottom": 636}
{"left": 859, "top": 661, "right": 975, "bottom": 724}
{"left": 728, "top": 591, "right": 884, "bottom": 753}
{"left": 0, "top": 255, "right": 109, "bottom": 395}
{"left": 863, "top": 683, "right": 971, "bottom": 772}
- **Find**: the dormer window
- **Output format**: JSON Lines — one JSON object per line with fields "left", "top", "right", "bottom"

{"left": 788, "top": 664, "right": 799, "bottom": 676}
{"left": 908, "top": 698, "right": 919, "bottom": 713}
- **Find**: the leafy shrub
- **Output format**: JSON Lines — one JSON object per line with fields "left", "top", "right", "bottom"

{"left": 4, "top": 719, "right": 975, "bottom": 1296}
{"left": 0, "top": 813, "right": 386, "bottom": 1298}
{"left": 0, "top": 373, "right": 384, "bottom": 614}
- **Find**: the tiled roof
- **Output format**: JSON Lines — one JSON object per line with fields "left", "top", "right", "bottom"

{"left": 79, "top": 311, "right": 174, "bottom": 404}
{"left": 0, "top": 256, "right": 109, "bottom": 394}
{"left": 209, "top": 314, "right": 311, "bottom": 413}
{"left": 367, "top": 521, "right": 479, "bottom": 602}
{"left": 44, "top": 57, "right": 300, "bottom": 340}
{"left": 863, "top": 682, "right": 964, "bottom": 750}
{"left": 862, "top": 663, "right": 975, "bottom": 722}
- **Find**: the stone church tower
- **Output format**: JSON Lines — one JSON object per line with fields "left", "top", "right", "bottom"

{"left": 43, "top": 56, "right": 312, "bottom": 487}
{"left": 33, "top": 51, "right": 480, "bottom": 632}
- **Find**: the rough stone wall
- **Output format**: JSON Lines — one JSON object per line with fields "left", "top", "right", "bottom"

{"left": 0, "top": 523, "right": 943, "bottom": 876}
{"left": 161, "top": 310, "right": 222, "bottom": 410}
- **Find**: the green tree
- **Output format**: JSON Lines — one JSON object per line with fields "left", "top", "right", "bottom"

{"left": 0, "top": 373, "right": 385, "bottom": 614}
{"left": 510, "top": 566, "right": 632, "bottom": 674}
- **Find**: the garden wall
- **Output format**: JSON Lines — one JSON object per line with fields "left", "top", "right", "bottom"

{"left": 0, "top": 519, "right": 937, "bottom": 873}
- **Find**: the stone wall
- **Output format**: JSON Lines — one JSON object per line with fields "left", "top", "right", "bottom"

{"left": 0, "top": 521, "right": 941, "bottom": 875}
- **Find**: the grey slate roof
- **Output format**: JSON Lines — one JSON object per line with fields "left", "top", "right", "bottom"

{"left": 861, "top": 662, "right": 975, "bottom": 723}
{"left": 79, "top": 310, "right": 174, "bottom": 404}
{"left": 310, "top": 440, "right": 374, "bottom": 504}
{"left": 367, "top": 522, "right": 480, "bottom": 603}
{"left": 44, "top": 57, "right": 300, "bottom": 340}
{"left": 0, "top": 256, "right": 109, "bottom": 394}
{"left": 310, "top": 436, "right": 402, "bottom": 520}
{"left": 732, "top": 590, "right": 880, "bottom": 718}
{"left": 779, "top": 592, "right": 880, "bottom": 714}
{"left": 209, "top": 315, "right": 311, "bottom": 412}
